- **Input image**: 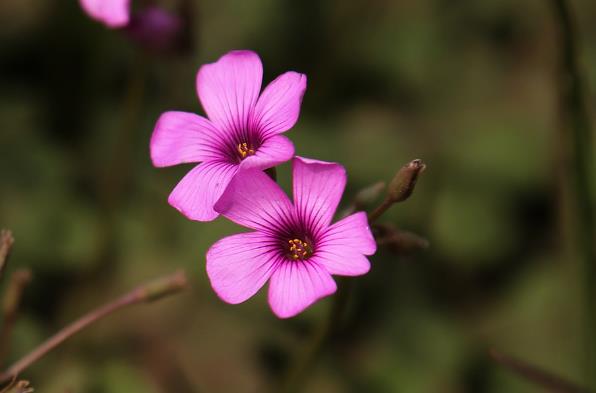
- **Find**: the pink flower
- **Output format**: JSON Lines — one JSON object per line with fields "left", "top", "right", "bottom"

{"left": 207, "top": 157, "right": 377, "bottom": 318}
{"left": 151, "top": 50, "right": 307, "bottom": 221}
{"left": 79, "top": 0, "right": 131, "bottom": 28}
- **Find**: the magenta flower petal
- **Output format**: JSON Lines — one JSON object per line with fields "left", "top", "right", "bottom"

{"left": 214, "top": 169, "right": 293, "bottom": 232}
{"left": 313, "top": 212, "right": 376, "bottom": 276}
{"left": 239, "top": 135, "right": 295, "bottom": 171}
{"left": 168, "top": 161, "right": 238, "bottom": 221}
{"left": 252, "top": 72, "right": 307, "bottom": 138}
{"left": 196, "top": 50, "right": 263, "bottom": 135}
{"left": 319, "top": 212, "right": 377, "bottom": 255}
{"left": 150, "top": 111, "right": 227, "bottom": 167}
{"left": 80, "top": 0, "right": 130, "bottom": 28}
{"left": 207, "top": 232, "right": 281, "bottom": 304}
{"left": 268, "top": 260, "right": 337, "bottom": 318}
{"left": 293, "top": 157, "right": 347, "bottom": 235}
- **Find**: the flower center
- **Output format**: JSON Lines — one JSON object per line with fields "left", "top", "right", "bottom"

{"left": 286, "top": 238, "right": 314, "bottom": 260}
{"left": 237, "top": 142, "right": 255, "bottom": 159}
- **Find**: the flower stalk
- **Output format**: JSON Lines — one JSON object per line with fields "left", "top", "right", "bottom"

{"left": 0, "top": 230, "right": 14, "bottom": 279}
{"left": 0, "top": 270, "right": 32, "bottom": 367}
{"left": 549, "top": 0, "right": 595, "bottom": 387}
{"left": 490, "top": 349, "right": 592, "bottom": 393}
{"left": 0, "top": 270, "right": 188, "bottom": 383}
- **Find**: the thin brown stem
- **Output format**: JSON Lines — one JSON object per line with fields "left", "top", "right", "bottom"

{"left": 0, "top": 270, "right": 32, "bottom": 367}
{"left": 367, "top": 197, "right": 394, "bottom": 224}
{"left": 0, "top": 231, "right": 15, "bottom": 280}
{"left": 490, "top": 350, "right": 593, "bottom": 393}
{"left": 549, "top": 0, "right": 595, "bottom": 387}
{"left": 0, "top": 270, "right": 188, "bottom": 383}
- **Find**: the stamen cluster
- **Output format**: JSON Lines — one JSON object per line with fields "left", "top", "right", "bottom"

{"left": 287, "top": 238, "right": 313, "bottom": 260}
{"left": 237, "top": 142, "right": 255, "bottom": 159}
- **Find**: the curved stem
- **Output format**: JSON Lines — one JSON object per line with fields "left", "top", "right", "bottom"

{"left": 550, "top": 0, "right": 595, "bottom": 388}
{"left": 367, "top": 197, "right": 394, "bottom": 224}
{"left": 0, "top": 271, "right": 187, "bottom": 383}
{"left": 490, "top": 350, "right": 592, "bottom": 393}
{"left": 0, "top": 231, "right": 14, "bottom": 280}
{"left": 0, "top": 270, "right": 32, "bottom": 367}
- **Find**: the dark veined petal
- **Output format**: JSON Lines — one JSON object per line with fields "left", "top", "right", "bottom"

{"left": 196, "top": 50, "right": 262, "bottom": 136}
{"left": 150, "top": 111, "right": 227, "bottom": 167}
{"left": 207, "top": 232, "right": 281, "bottom": 304}
{"left": 168, "top": 161, "right": 238, "bottom": 222}
{"left": 292, "top": 157, "right": 346, "bottom": 236}
{"left": 239, "top": 135, "right": 294, "bottom": 171}
{"left": 214, "top": 169, "right": 294, "bottom": 233}
{"left": 314, "top": 212, "right": 376, "bottom": 276}
{"left": 251, "top": 71, "right": 307, "bottom": 138}
{"left": 318, "top": 212, "right": 377, "bottom": 255}
{"left": 268, "top": 260, "right": 337, "bottom": 318}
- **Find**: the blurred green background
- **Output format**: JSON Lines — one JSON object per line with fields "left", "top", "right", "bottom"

{"left": 1, "top": 0, "right": 595, "bottom": 392}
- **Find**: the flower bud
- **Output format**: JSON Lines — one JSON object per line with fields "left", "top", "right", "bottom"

{"left": 387, "top": 159, "right": 426, "bottom": 203}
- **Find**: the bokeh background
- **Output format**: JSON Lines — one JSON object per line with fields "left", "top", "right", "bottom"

{"left": 1, "top": 0, "right": 595, "bottom": 392}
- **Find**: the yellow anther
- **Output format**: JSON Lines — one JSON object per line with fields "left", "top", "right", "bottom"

{"left": 286, "top": 238, "right": 314, "bottom": 261}
{"left": 237, "top": 142, "right": 255, "bottom": 159}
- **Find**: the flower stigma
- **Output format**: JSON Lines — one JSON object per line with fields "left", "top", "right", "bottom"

{"left": 287, "top": 238, "right": 313, "bottom": 260}
{"left": 237, "top": 142, "right": 255, "bottom": 159}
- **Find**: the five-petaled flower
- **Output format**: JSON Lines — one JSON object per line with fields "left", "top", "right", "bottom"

{"left": 150, "top": 50, "right": 307, "bottom": 221}
{"left": 206, "top": 157, "right": 377, "bottom": 318}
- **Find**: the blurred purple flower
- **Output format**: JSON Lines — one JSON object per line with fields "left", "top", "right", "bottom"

{"left": 125, "top": 6, "right": 185, "bottom": 53}
{"left": 207, "top": 157, "right": 376, "bottom": 318}
{"left": 79, "top": 0, "right": 131, "bottom": 28}
{"left": 151, "top": 50, "right": 307, "bottom": 221}
{"left": 80, "top": 0, "right": 188, "bottom": 53}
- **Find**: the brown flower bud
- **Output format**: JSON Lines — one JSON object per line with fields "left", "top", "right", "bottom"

{"left": 387, "top": 159, "right": 426, "bottom": 203}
